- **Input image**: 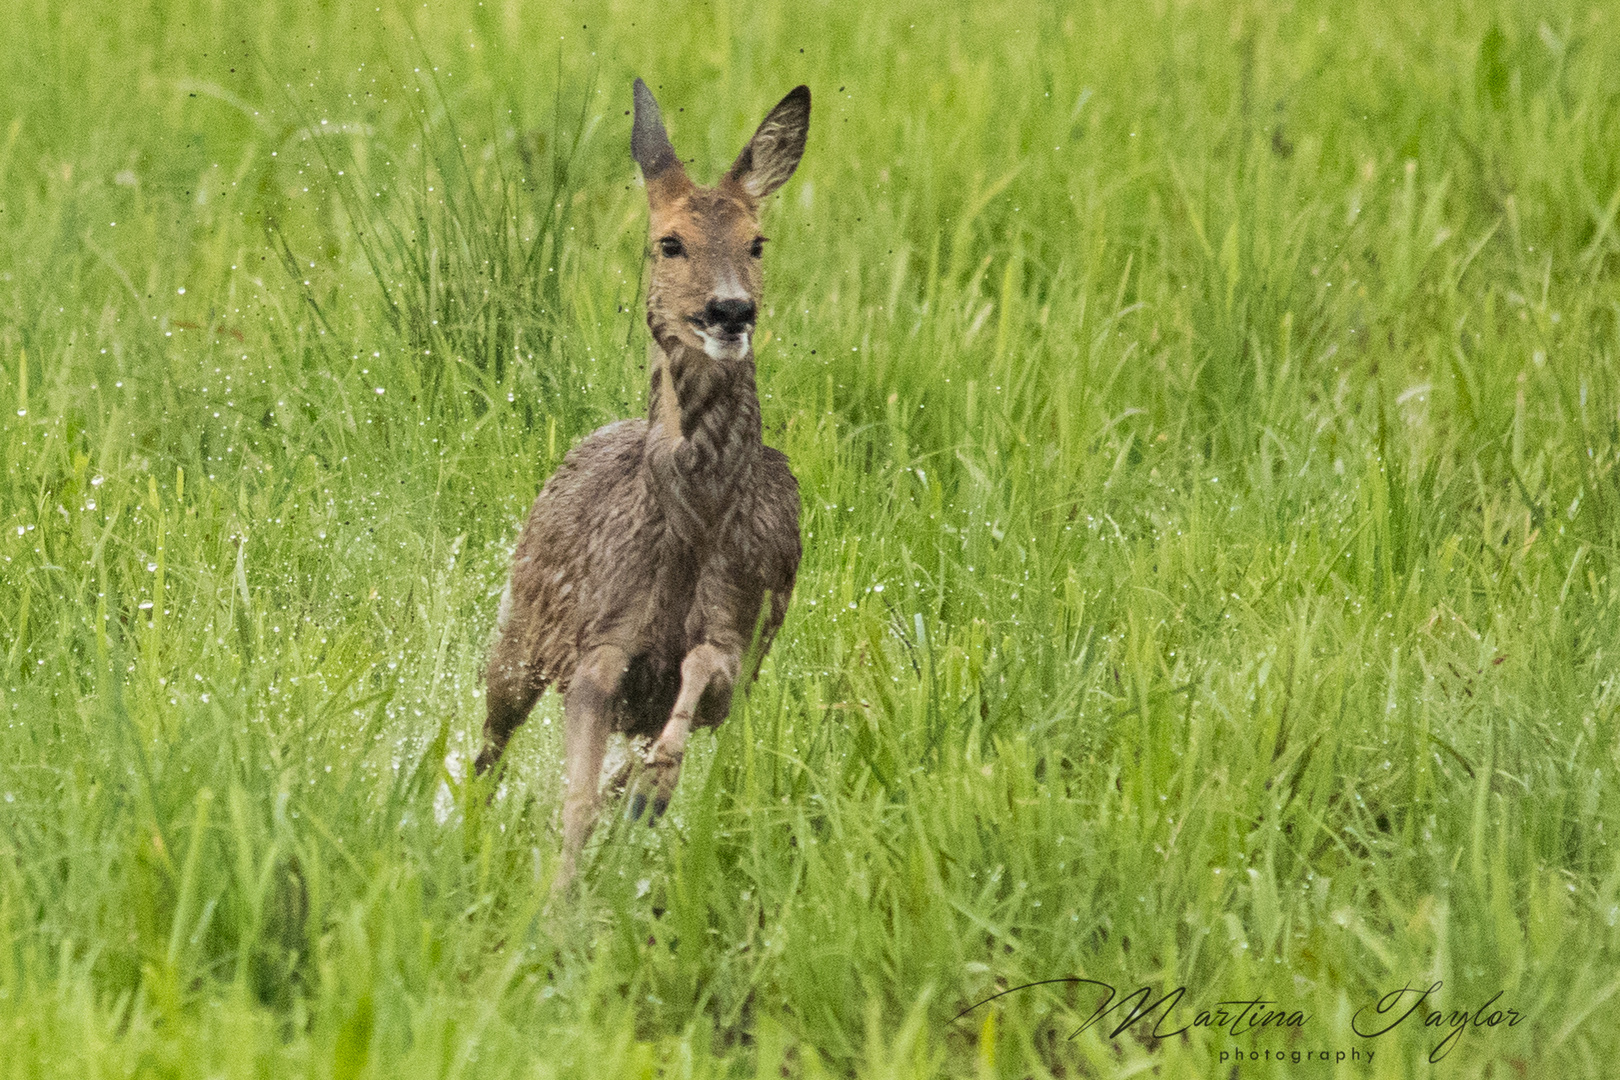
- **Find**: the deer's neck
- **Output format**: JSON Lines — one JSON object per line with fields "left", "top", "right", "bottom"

{"left": 643, "top": 340, "right": 762, "bottom": 542}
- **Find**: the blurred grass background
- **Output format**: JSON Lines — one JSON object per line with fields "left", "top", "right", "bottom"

{"left": 3, "top": 0, "right": 1620, "bottom": 1075}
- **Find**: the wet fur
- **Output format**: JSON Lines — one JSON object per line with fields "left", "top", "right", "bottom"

{"left": 475, "top": 79, "right": 810, "bottom": 892}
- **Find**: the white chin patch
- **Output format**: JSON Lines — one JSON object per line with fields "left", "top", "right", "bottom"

{"left": 695, "top": 327, "right": 750, "bottom": 361}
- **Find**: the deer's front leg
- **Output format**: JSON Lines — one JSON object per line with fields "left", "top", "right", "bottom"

{"left": 556, "top": 643, "right": 629, "bottom": 894}
{"left": 630, "top": 642, "right": 738, "bottom": 821}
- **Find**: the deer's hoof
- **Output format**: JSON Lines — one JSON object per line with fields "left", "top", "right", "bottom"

{"left": 629, "top": 746, "right": 683, "bottom": 824}
{"left": 626, "top": 792, "right": 672, "bottom": 823}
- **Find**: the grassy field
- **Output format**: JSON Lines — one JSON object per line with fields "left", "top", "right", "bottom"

{"left": 3, "top": 0, "right": 1620, "bottom": 1075}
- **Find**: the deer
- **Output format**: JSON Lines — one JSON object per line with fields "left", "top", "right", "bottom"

{"left": 475, "top": 78, "right": 810, "bottom": 892}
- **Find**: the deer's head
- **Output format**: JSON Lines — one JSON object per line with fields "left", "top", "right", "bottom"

{"left": 632, "top": 79, "right": 810, "bottom": 363}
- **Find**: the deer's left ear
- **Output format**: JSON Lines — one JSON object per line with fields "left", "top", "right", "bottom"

{"left": 632, "top": 77, "right": 680, "bottom": 179}
{"left": 726, "top": 85, "right": 810, "bottom": 201}
{"left": 632, "top": 77, "right": 695, "bottom": 206}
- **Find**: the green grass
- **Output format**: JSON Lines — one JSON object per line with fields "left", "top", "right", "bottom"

{"left": 3, "top": 0, "right": 1620, "bottom": 1075}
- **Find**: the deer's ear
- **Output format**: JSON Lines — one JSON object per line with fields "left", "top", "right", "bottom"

{"left": 632, "top": 78, "right": 690, "bottom": 200}
{"left": 726, "top": 85, "right": 810, "bottom": 201}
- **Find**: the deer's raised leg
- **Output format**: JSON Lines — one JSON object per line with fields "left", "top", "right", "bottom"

{"left": 556, "top": 643, "right": 630, "bottom": 893}
{"left": 631, "top": 642, "right": 739, "bottom": 821}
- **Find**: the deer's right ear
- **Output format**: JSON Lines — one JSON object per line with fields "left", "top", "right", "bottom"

{"left": 726, "top": 85, "right": 810, "bottom": 201}
{"left": 632, "top": 78, "right": 690, "bottom": 201}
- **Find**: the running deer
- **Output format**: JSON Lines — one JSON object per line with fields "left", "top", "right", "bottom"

{"left": 476, "top": 79, "right": 810, "bottom": 891}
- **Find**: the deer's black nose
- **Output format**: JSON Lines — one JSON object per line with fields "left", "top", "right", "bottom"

{"left": 704, "top": 298, "right": 756, "bottom": 334}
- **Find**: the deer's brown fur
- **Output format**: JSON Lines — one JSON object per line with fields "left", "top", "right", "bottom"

{"left": 476, "top": 79, "right": 810, "bottom": 891}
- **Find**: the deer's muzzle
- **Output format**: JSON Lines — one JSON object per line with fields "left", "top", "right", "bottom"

{"left": 699, "top": 298, "right": 756, "bottom": 336}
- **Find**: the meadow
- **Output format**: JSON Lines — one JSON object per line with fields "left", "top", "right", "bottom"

{"left": 3, "top": 0, "right": 1620, "bottom": 1075}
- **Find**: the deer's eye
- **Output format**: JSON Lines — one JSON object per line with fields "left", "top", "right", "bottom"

{"left": 658, "top": 236, "right": 685, "bottom": 258}
{"left": 749, "top": 237, "right": 766, "bottom": 258}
